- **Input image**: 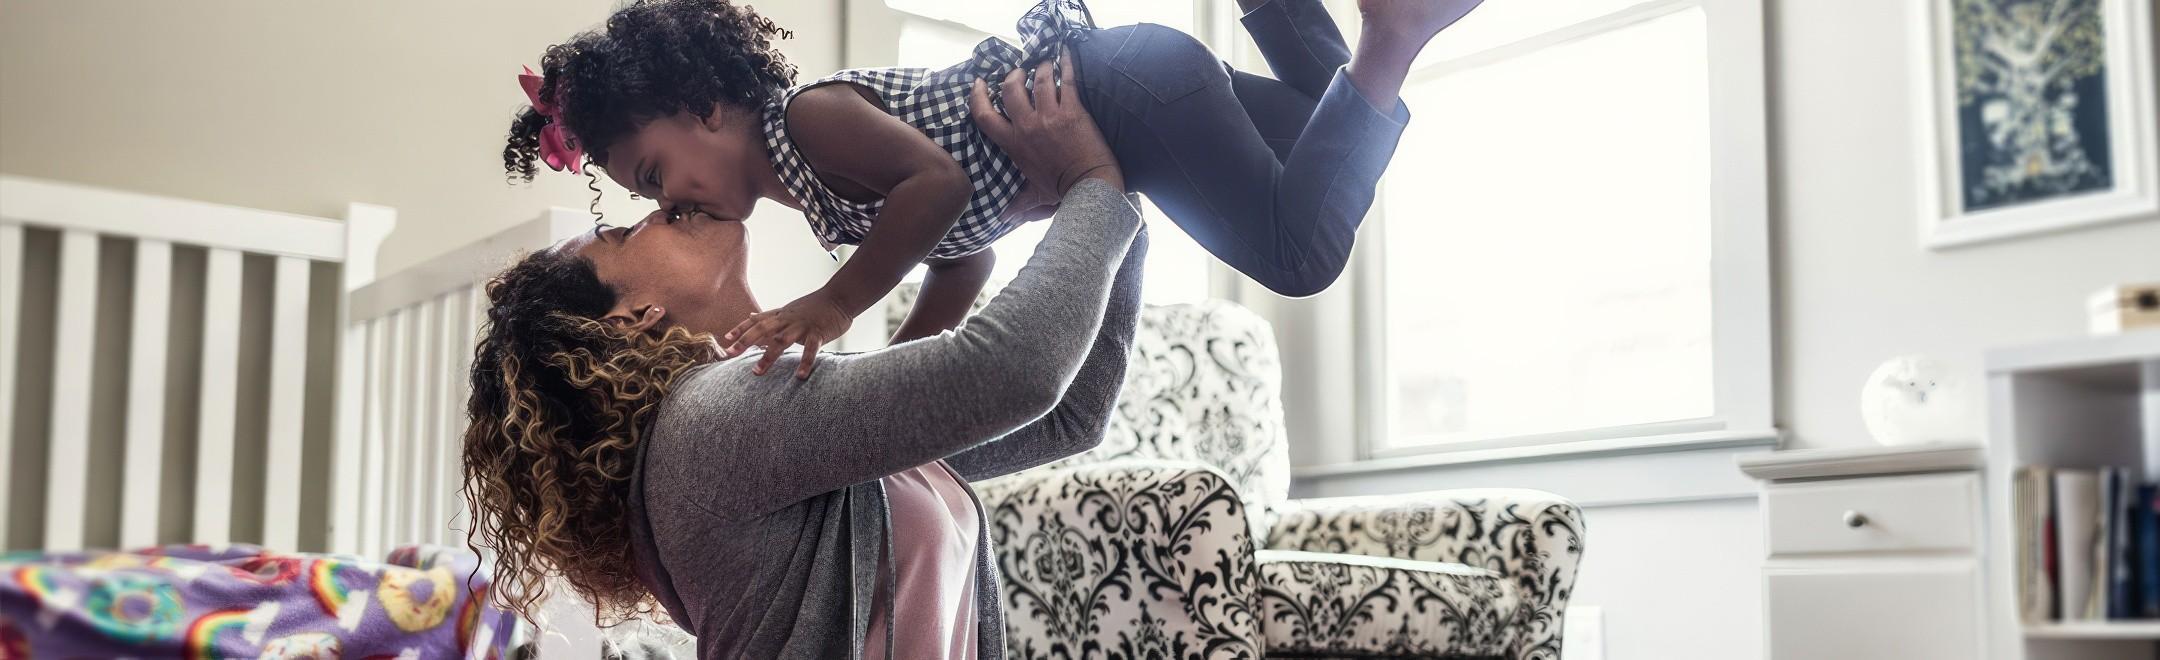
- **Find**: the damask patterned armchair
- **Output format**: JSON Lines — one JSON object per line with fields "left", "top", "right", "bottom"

{"left": 890, "top": 285, "right": 1585, "bottom": 660}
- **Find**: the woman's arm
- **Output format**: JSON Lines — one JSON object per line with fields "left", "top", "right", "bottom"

{"left": 889, "top": 249, "right": 996, "bottom": 345}
{"left": 946, "top": 51, "right": 1142, "bottom": 481}
{"left": 649, "top": 179, "right": 1136, "bottom": 520}
{"left": 646, "top": 53, "right": 1129, "bottom": 520}
{"left": 946, "top": 224, "right": 1146, "bottom": 481}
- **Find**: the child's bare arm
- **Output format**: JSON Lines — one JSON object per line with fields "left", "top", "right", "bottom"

{"left": 724, "top": 83, "right": 974, "bottom": 377}
{"left": 891, "top": 249, "right": 995, "bottom": 345}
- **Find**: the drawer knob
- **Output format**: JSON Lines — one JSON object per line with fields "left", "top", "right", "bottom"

{"left": 1843, "top": 510, "right": 1868, "bottom": 528}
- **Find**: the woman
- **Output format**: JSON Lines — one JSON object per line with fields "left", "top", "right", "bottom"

{"left": 462, "top": 56, "right": 1142, "bottom": 660}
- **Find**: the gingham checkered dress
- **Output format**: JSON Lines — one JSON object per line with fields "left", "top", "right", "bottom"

{"left": 762, "top": 0, "right": 1095, "bottom": 258}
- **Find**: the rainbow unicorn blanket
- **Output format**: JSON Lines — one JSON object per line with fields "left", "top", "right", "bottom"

{"left": 0, "top": 544, "right": 528, "bottom": 659}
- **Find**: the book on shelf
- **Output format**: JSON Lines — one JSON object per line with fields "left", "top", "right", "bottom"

{"left": 2106, "top": 468, "right": 2131, "bottom": 619}
{"left": 2141, "top": 483, "right": 2159, "bottom": 618}
{"left": 2017, "top": 465, "right": 2160, "bottom": 623}
{"left": 2016, "top": 466, "right": 2056, "bottom": 622}
{"left": 2112, "top": 468, "right": 2140, "bottom": 619}
{"left": 2058, "top": 469, "right": 2100, "bottom": 620}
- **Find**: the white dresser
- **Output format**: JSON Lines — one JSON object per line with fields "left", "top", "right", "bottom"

{"left": 1740, "top": 443, "right": 1989, "bottom": 660}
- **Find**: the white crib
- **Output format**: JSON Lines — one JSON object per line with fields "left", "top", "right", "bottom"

{"left": 338, "top": 207, "right": 587, "bottom": 559}
{"left": 0, "top": 174, "right": 585, "bottom": 560}
{"left": 0, "top": 176, "right": 614, "bottom": 656}
{"left": 1, "top": 174, "right": 391, "bottom": 555}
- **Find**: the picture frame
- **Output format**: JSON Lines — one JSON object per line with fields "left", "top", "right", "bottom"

{"left": 1914, "top": 0, "right": 2158, "bottom": 249}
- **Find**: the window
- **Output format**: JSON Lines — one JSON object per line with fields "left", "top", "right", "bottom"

{"left": 886, "top": 0, "right": 1215, "bottom": 305}
{"left": 1363, "top": 0, "right": 1770, "bottom": 456}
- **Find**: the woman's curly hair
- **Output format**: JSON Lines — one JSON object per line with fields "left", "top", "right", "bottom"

{"left": 504, "top": 0, "right": 797, "bottom": 182}
{"left": 461, "top": 248, "right": 720, "bottom": 625}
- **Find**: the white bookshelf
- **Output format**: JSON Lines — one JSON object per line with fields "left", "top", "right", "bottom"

{"left": 1984, "top": 331, "right": 2160, "bottom": 660}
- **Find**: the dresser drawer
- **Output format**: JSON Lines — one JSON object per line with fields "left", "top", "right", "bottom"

{"left": 1765, "top": 560, "right": 1983, "bottom": 659}
{"left": 1765, "top": 472, "right": 1979, "bottom": 556}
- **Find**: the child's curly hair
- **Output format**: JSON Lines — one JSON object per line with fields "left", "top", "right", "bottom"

{"left": 505, "top": 0, "right": 797, "bottom": 181}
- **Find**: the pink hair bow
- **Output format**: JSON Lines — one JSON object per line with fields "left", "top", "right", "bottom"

{"left": 518, "top": 66, "right": 584, "bottom": 174}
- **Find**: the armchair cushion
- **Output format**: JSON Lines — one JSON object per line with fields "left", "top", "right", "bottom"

{"left": 1052, "top": 301, "right": 1292, "bottom": 538}
{"left": 1256, "top": 550, "right": 1513, "bottom": 659}
{"left": 1266, "top": 490, "right": 1584, "bottom": 660}
{"left": 976, "top": 461, "right": 1265, "bottom": 659}
{"left": 891, "top": 282, "right": 1292, "bottom": 540}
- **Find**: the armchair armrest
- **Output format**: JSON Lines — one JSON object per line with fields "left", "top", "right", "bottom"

{"left": 1265, "top": 489, "right": 1585, "bottom": 660}
{"left": 974, "top": 461, "right": 1264, "bottom": 659}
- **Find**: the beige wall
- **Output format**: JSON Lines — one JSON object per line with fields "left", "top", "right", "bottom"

{"left": 0, "top": 0, "right": 844, "bottom": 302}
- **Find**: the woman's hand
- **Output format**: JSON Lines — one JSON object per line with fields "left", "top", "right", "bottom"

{"left": 969, "top": 47, "right": 1123, "bottom": 198}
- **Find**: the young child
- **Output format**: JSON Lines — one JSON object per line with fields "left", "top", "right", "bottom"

{"left": 506, "top": 0, "right": 1482, "bottom": 377}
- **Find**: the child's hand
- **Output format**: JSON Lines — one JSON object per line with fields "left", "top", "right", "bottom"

{"left": 724, "top": 293, "right": 854, "bottom": 379}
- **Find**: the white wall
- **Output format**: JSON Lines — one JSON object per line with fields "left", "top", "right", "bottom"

{"left": 0, "top": 0, "right": 845, "bottom": 308}
{"left": 1569, "top": 499, "right": 1763, "bottom": 660}
{"left": 1770, "top": 0, "right": 2160, "bottom": 451}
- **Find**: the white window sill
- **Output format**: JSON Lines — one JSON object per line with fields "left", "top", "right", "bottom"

{"left": 1287, "top": 429, "right": 1782, "bottom": 508}
{"left": 1295, "top": 428, "right": 1783, "bottom": 479}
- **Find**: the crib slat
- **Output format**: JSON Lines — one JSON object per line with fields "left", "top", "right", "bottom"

{"left": 44, "top": 230, "right": 100, "bottom": 551}
{"left": 416, "top": 297, "right": 440, "bottom": 546}
{"left": 119, "top": 240, "right": 173, "bottom": 549}
{"left": 429, "top": 293, "right": 455, "bottom": 545}
{"left": 436, "top": 295, "right": 456, "bottom": 544}
{"left": 194, "top": 248, "right": 244, "bottom": 545}
{"left": 400, "top": 306, "right": 424, "bottom": 549}
{"left": 379, "top": 310, "right": 409, "bottom": 554}
{"left": 0, "top": 224, "right": 22, "bottom": 528}
{"left": 261, "top": 256, "right": 311, "bottom": 550}
{"left": 404, "top": 301, "right": 434, "bottom": 547}
{"left": 359, "top": 318, "right": 390, "bottom": 557}
{"left": 331, "top": 313, "right": 373, "bottom": 554}
{"left": 442, "top": 286, "right": 475, "bottom": 544}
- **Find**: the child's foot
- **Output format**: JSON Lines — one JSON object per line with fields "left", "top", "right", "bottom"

{"left": 1344, "top": 0, "right": 1485, "bottom": 108}
{"left": 1357, "top": 0, "right": 1484, "bottom": 52}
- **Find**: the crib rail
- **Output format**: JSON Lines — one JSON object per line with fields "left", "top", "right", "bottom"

{"left": 0, "top": 175, "right": 391, "bottom": 554}
{"left": 336, "top": 208, "right": 586, "bottom": 558}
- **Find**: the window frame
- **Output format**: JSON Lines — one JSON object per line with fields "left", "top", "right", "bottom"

{"left": 1351, "top": 0, "right": 1774, "bottom": 462}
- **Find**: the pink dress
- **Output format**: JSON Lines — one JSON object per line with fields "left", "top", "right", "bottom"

{"left": 864, "top": 460, "right": 982, "bottom": 660}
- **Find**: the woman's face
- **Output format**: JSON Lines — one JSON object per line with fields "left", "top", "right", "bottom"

{"left": 599, "top": 107, "right": 769, "bottom": 223}
{"left": 555, "top": 209, "right": 760, "bottom": 338}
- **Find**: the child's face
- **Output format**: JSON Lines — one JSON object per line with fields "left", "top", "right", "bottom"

{"left": 558, "top": 208, "right": 757, "bottom": 339}
{"left": 601, "top": 107, "right": 767, "bottom": 222}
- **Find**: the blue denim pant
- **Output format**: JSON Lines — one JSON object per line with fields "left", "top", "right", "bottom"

{"left": 1073, "top": 0, "right": 1410, "bottom": 297}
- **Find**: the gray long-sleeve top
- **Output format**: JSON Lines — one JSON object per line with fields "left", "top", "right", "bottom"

{"left": 625, "top": 179, "right": 1147, "bottom": 660}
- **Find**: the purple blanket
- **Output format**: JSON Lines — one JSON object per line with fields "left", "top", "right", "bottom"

{"left": 1, "top": 544, "right": 528, "bottom": 659}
